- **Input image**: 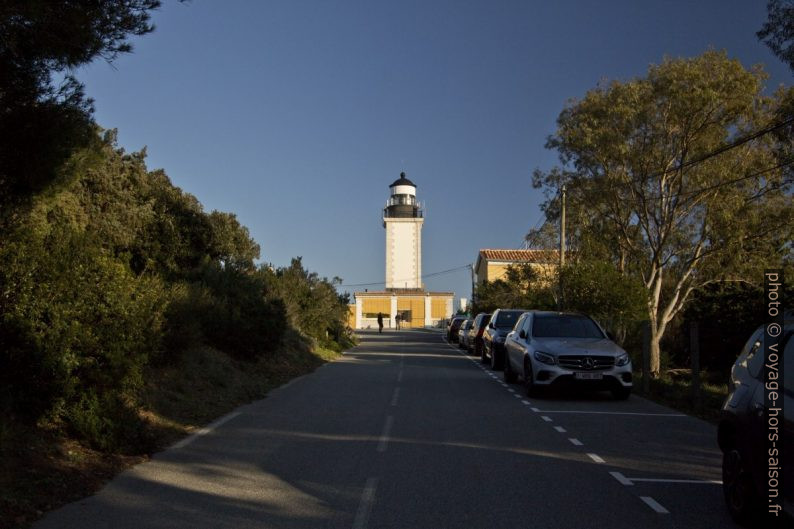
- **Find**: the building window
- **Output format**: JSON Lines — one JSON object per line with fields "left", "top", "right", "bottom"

{"left": 363, "top": 313, "right": 390, "bottom": 319}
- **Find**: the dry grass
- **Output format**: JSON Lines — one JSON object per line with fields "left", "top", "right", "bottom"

{"left": 632, "top": 369, "right": 729, "bottom": 423}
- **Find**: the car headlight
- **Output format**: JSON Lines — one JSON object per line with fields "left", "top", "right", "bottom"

{"left": 615, "top": 353, "right": 630, "bottom": 367}
{"left": 534, "top": 351, "right": 556, "bottom": 365}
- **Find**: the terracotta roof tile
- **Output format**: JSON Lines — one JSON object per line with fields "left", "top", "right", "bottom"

{"left": 479, "top": 249, "right": 559, "bottom": 263}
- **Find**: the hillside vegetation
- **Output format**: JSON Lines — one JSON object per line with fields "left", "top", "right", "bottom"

{"left": 0, "top": 129, "right": 354, "bottom": 526}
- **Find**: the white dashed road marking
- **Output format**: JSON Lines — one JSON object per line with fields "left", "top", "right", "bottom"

{"left": 554, "top": 426, "right": 567, "bottom": 433}
{"left": 390, "top": 387, "right": 400, "bottom": 407}
{"left": 377, "top": 416, "right": 394, "bottom": 452}
{"left": 353, "top": 477, "right": 379, "bottom": 529}
{"left": 640, "top": 496, "right": 670, "bottom": 514}
{"left": 610, "top": 471, "right": 634, "bottom": 486}
{"left": 568, "top": 438, "right": 583, "bottom": 446}
{"left": 541, "top": 416, "right": 552, "bottom": 422}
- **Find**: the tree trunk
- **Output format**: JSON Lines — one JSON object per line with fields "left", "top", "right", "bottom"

{"left": 649, "top": 331, "right": 661, "bottom": 377}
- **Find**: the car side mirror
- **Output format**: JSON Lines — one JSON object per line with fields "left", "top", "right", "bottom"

{"left": 606, "top": 331, "right": 615, "bottom": 341}
{"left": 519, "top": 329, "right": 526, "bottom": 339}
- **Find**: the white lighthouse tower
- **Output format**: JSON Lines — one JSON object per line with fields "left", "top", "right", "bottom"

{"left": 383, "top": 172, "right": 423, "bottom": 289}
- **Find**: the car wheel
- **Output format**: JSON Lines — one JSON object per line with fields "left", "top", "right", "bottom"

{"left": 612, "top": 386, "right": 631, "bottom": 400}
{"left": 480, "top": 342, "right": 489, "bottom": 364}
{"left": 504, "top": 354, "right": 517, "bottom": 383}
{"left": 722, "top": 448, "right": 761, "bottom": 524}
{"left": 490, "top": 344, "right": 502, "bottom": 371}
{"left": 524, "top": 358, "right": 537, "bottom": 397}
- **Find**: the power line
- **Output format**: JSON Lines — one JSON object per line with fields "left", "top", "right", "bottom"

{"left": 650, "top": 116, "right": 794, "bottom": 179}
{"left": 341, "top": 264, "right": 472, "bottom": 288}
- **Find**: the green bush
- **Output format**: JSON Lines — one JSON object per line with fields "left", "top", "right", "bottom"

{"left": 0, "top": 227, "right": 165, "bottom": 445}
{"left": 64, "top": 391, "right": 154, "bottom": 453}
{"left": 198, "top": 263, "right": 287, "bottom": 361}
{"left": 159, "top": 283, "right": 212, "bottom": 364}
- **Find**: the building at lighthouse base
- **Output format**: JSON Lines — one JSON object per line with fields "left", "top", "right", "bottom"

{"left": 352, "top": 289, "right": 453, "bottom": 329}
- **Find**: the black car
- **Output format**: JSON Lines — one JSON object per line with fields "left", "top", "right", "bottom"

{"left": 717, "top": 315, "right": 793, "bottom": 525}
{"left": 467, "top": 312, "right": 491, "bottom": 355}
{"left": 481, "top": 308, "right": 526, "bottom": 370}
{"left": 447, "top": 316, "right": 466, "bottom": 342}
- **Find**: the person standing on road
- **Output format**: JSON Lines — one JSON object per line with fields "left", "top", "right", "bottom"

{"left": 395, "top": 313, "right": 401, "bottom": 330}
{"left": 377, "top": 312, "right": 384, "bottom": 333}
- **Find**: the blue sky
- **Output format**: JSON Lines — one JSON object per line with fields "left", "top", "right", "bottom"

{"left": 76, "top": 1, "right": 790, "bottom": 305}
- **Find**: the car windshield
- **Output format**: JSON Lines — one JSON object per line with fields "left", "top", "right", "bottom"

{"left": 494, "top": 310, "right": 523, "bottom": 328}
{"left": 532, "top": 314, "right": 604, "bottom": 339}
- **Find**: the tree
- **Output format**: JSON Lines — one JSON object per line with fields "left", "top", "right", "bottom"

{"left": 533, "top": 51, "right": 793, "bottom": 376}
{"left": 559, "top": 260, "right": 647, "bottom": 342}
{"left": 0, "top": 1, "right": 160, "bottom": 226}
{"left": 758, "top": 0, "right": 794, "bottom": 71}
{"left": 472, "top": 264, "right": 556, "bottom": 314}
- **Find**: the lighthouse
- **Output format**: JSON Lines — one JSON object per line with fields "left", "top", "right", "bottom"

{"left": 351, "top": 172, "right": 453, "bottom": 329}
{"left": 383, "top": 172, "right": 423, "bottom": 289}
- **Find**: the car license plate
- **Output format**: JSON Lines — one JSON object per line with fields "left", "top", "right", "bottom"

{"left": 574, "top": 372, "right": 603, "bottom": 380}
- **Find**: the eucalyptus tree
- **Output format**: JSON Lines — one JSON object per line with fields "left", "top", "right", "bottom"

{"left": 534, "top": 50, "right": 793, "bottom": 376}
{"left": 758, "top": 0, "right": 794, "bottom": 72}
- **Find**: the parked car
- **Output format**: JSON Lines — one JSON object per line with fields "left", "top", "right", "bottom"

{"left": 718, "top": 315, "right": 793, "bottom": 525}
{"left": 482, "top": 309, "right": 526, "bottom": 369}
{"left": 447, "top": 316, "right": 466, "bottom": 343}
{"left": 503, "top": 311, "right": 633, "bottom": 399}
{"left": 458, "top": 319, "right": 474, "bottom": 349}
{"left": 467, "top": 313, "right": 491, "bottom": 355}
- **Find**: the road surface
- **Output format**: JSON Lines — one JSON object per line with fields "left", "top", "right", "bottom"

{"left": 36, "top": 329, "right": 737, "bottom": 528}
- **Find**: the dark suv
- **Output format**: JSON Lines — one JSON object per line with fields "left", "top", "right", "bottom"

{"left": 447, "top": 316, "right": 466, "bottom": 343}
{"left": 481, "top": 309, "right": 526, "bottom": 370}
{"left": 717, "top": 315, "right": 793, "bottom": 525}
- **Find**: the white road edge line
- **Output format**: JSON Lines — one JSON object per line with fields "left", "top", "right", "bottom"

{"left": 377, "top": 416, "right": 394, "bottom": 452}
{"left": 353, "top": 477, "right": 379, "bottom": 529}
{"left": 532, "top": 410, "right": 686, "bottom": 417}
{"left": 172, "top": 411, "right": 241, "bottom": 449}
{"left": 587, "top": 453, "right": 605, "bottom": 464}
{"left": 554, "top": 426, "right": 567, "bottom": 433}
{"left": 640, "top": 496, "right": 670, "bottom": 514}
{"left": 630, "top": 478, "right": 722, "bottom": 485}
{"left": 610, "top": 471, "right": 634, "bottom": 486}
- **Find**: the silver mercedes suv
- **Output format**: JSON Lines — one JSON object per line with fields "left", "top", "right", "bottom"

{"left": 503, "top": 311, "right": 633, "bottom": 399}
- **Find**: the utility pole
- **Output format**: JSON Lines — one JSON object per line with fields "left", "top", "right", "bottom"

{"left": 559, "top": 185, "right": 566, "bottom": 310}
{"left": 560, "top": 185, "right": 566, "bottom": 267}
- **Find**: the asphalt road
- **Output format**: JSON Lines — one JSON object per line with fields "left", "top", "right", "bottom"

{"left": 36, "top": 329, "right": 739, "bottom": 529}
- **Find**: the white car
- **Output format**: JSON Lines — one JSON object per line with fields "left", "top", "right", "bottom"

{"left": 503, "top": 311, "right": 633, "bottom": 399}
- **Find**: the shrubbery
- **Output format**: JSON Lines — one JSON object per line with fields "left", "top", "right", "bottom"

{"left": 0, "top": 226, "right": 165, "bottom": 451}
{"left": 0, "top": 130, "right": 351, "bottom": 453}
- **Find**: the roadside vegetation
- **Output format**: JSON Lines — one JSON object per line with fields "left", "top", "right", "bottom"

{"left": 0, "top": 3, "right": 354, "bottom": 527}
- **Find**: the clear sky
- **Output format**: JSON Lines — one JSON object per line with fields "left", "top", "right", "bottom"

{"left": 76, "top": 0, "right": 790, "bottom": 306}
